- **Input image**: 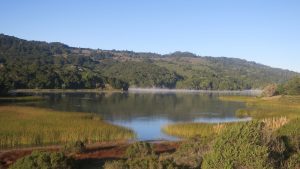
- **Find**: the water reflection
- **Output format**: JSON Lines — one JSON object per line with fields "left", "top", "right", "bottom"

{"left": 18, "top": 92, "right": 246, "bottom": 140}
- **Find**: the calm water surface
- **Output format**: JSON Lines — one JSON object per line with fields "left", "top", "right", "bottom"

{"left": 17, "top": 92, "right": 248, "bottom": 140}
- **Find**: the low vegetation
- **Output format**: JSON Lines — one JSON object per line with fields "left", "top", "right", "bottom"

{"left": 104, "top": 140, "right": 210, "bottom": 169}
{"left": 0, "top": 106, "right": 135, "bottom": 148}
{"left": 162, "top": 122, "right": 227, "bottom": 138}
{"left": 0, "top": 96, "right": 44, "bottom": 102}
{"left": 63, "top": 140, "right": 86, "bottom": 154}
{"left": 105, "top": 120, "right": 300, "bottom": 169}
{"left": 219, "top": 95, "right": 300, "bottom": 119}
{"left": 202, "top": 121, "right": 270, "bottom": 169}
{"left": 8, "top": 151, "right": 73, "bottom": 169}
{"left": 261, "top": 76, "right": 300, "bottom": 97}
{"left": 159, "top": 95, "right": 300, "bottom": 168}
{"left": 281, "top": 76, "right": 300, "bottom": 95}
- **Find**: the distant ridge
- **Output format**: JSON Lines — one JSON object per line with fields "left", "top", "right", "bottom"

{"left": 0, "top": 33, "right": 298, "bottom": 90}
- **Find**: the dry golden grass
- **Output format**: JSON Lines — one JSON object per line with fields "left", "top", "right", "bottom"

{"left": 0, "top": 106, "right": 135, "bottom": 148}
{"left": 162, "top": 122, "right": 231, "bottom": 138}
{"left": 262, "top": 117, "right": 289, "bottom": 131}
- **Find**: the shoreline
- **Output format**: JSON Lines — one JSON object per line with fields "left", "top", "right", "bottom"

{"left": 11, "top": 88, "right": 262, "bottom": 95}
{"left": 10, "top": 89, "right": 124, "bottom": 94}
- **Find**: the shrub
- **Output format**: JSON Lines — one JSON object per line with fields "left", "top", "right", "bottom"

{"left": 104, "top": 141, "right": 183, "bottom": 169}
{"left": 63, "top": 140, "right": 86, "bottom": 154}
{"left": 9, "top": 151, "right": 73, "bottom": 169}
{"left": 171, "top": 138, "right": 210, "bottom": 168}
{"left": 284, "top": 76, "right": 300, "bottom": 95}
{"left": 127, "top": 155, "right": 159, "bottom": 169}
{"left": 202, "top": 121, "right": 271, "bottom": 169}
{"left": 103, "top": 160, "right": 129, "bottom": 169}
{"left": 285, "top": 152, "right": 300, "bottom": 169}
{"left": 158, "top": 154, "right": 179, "bottom": 169}
{"left": 125, "top": 142, "right": 154, "bottom": 159}
{"left": 276, "top": 118, "right": 300, "bottom": 152}
{"left": 267, "top": 136, "right": 289, "bottom": 168}
{"left": 262, "top": 84, "right": 278, "bottom": 97}
{"left": 276, "top": 84, "right": 286, "bottom": 95}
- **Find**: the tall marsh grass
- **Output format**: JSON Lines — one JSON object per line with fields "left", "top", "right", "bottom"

{"left": 163, "top": 96, "right": 300, "bottom": 139}
{"left": 0, "top": 106, "right": 135, "bottom": 148}
{"left": 220, "top": 95, "right": 300, "bottom": 139}
{"left": 220, "top": 95, "right": 300, "bottom": 119}
{"left": 262, "top": 117, "right": 289, "bottom": 131}
{"left": 162, "top": 123, "right": 228, "bottom": 138}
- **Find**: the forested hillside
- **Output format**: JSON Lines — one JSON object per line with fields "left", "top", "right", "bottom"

{"left": 0, "top": 34, "right": 298, "bottom": 91}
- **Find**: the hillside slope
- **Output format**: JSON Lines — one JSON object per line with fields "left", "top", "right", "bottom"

{"left": 0, "top": 34, "right": 298, "bottom": 90}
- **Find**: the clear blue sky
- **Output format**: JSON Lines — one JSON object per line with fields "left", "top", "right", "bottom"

{"left": 1, "top": 0, "right": 299, "bottom": 72}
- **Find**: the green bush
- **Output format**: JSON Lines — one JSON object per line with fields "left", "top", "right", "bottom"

{"left": 284, "top": 76, "right": 300, "bottom": 95}
{"left": 127, "top": 155, "right": 159, "bottom": 169}
{"left": 9, "top": 151, "right": 73, "bottom": 169}
{"left": 125, "top": 142, "right": 154, "bottom": 159}
{"left": 63, "top": 140, "right": 86, "bottom": 154}
{"left": 170, "top": 138, "right": 210, "bottom": 168}
{"left": 103, "top": 160, "right": 129, "bottom": 169}
{"left": 276, "top": 118, "right": 300, "bottom": 153}
{"left": 202, "top": 122, "right": 271, "bottom": 169}
{"left": 267, "top": 136, "right": 289, "bottom": 168}
{"left": 104, "top": 141, "right": 183, "bottom": 169}
{"left": 285, "top": 152, "right": 300, "bottom": 169}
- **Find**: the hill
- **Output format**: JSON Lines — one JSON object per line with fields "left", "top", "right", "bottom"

{"left": 0, "top": 34, "right": 298, "bottom": 91}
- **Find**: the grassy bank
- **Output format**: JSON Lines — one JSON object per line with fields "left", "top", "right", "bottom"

{"left": 0, "top": 106, "right": 135, "bottom": 149}
{"left": 219, "top": 95, "right": 300, "bottom": 119}
{"left": 0, "top": 96, "right": 44, "bottom": 102}
{"left": 159, "top": 96, "right": 300, "bottom": 168}
{"left": 105, "top": 120, "right": 300, "bottom": 169}
{"left": 163, "top": 95, "right": 300, "bottom": 139}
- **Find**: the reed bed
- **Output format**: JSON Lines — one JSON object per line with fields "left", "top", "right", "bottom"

{"left": 0, "top": 106, "right": 135, "bottom": 149}
{"left": 162, "top": 122, "right": 229, "bottom": 138}
{"left": 220, "top": 95, "right": 300, "bottom": 138}
{"left": 262, "top": 116, "right": 289, "bottom": 131}
{"left": 220, "top": 95, "right": 300, "bottom": 119}
{"left": 164, "top": 96, "right": 300, "bottom": 139}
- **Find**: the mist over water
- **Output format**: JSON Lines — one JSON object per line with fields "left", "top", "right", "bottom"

{"left": 129, "top": 88, "right": 262, "bottom": 95}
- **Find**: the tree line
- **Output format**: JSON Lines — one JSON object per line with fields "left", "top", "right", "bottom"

{"left": 0, "top": 34, "right": 299, "bottom": 95}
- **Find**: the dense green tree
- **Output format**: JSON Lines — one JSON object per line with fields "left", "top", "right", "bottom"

{"left": 0, "top": 34, "right": 298, "bottom": 91}
{"left": 284, "top": 76, "right": 300, "bottom": 95}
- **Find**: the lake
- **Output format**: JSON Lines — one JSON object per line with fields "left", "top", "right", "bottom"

{"left": 15, "top": 91, "right": 251, "bottom": 140}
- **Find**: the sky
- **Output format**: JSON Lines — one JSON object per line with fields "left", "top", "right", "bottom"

{"left": 0, "top": 0, "right": 299, "bottom": 72}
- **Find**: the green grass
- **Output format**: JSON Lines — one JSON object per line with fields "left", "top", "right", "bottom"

{"left": 0, "top": 106, "right": 135, "bottom": 148}
{"left": 276, "top": 118, "right": 300, "bottom": 137}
